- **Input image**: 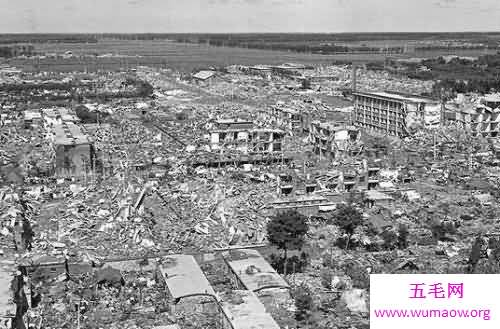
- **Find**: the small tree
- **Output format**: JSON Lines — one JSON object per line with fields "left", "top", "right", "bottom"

{"left": 332, "top": 204, "right": 363, "bottom": 250}
{"left": 320, "top": 268, "right": 333, "bottom": 289}
{"left": 468, "top": 235, "right": 483, "bottom": 273}
{"left": 381, "top": 229, "right": 398, "bottom": 250}
{"left": 430, "top": 220, "right": 445, "bottom": 243}
{"left": 267, "top": 210, "right": 309, "bottom": 275}
{"left": 294, "top": 284, "right": 314, "bottom": 322}
{"left": 301, "top": 78, "right": 311, "bottom": 90}
{"left": 397, "top": 224, "right": 409, "bottom": 249}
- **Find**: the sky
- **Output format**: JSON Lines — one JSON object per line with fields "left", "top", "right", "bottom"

{"left": 1, "top": 0, "right": 500, "bottom": 33}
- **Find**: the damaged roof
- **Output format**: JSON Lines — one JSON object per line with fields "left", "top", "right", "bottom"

{"left": 224, "top": 249, "right": 289, "bottom": 292}
{"left": 159, "top": 254, "right": 216, "bottom": 300}
{"left": 220, "top": 290, "right": 280, "bottom": 329}
{"left": 353, "top": 91, "right": 438, "bottom": 104}
{"left": 365, "top": 190, "right": 394, "bottom": 201}
{"left": 192, "top": 70, "right": 216, "bottom": 81}
{"left": 53, "top": 122, "right": 92, "bottom": 145}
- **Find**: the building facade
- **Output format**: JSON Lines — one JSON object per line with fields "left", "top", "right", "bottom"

{"left": 209, "top": 119, "right": 284, "bottom": 154}
{"left": 41, "top": 108, "right": 94, "bottom": 177}
{"left": 353, "top": 91, "right": 442, "bottom": 137}
{"left": 52, "top": 122, "right": 94, "bottom": 177}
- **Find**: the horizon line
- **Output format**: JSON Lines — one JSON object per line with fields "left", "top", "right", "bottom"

{"left": 2, "top": 31, "right": 500, "bottom": 35}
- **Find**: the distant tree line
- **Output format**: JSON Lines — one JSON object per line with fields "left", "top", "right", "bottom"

{"left": 0, "top": 45, "right": 35, "bottom": 58}
{"left": 171, "top": 32, "right": 500, "bottom": 43}
{"left": 375, "top": 53, "right": 500, "bottom": 98}
{"left": 0, "top": 82, "right": 72, "bottom": 92}
{"left": 124, "top": 76, "right": 154, "bottom": 97}
{"left": 0, "top": 77, "right": 153, "bottom": 100}
{"left": 0, "top": 34, "right": 98, "bottom": 44}
{"left": 180, "top": 38, "right": 406, "bottom": 54}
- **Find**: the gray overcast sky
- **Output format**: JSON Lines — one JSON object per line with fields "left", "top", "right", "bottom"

{"left": 1, "top": 0, "right": 500, "bottom": 33}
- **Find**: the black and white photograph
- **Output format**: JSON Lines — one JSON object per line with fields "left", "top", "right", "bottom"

{"left": 2, "top": 1, "right": 500, "bottom": 329}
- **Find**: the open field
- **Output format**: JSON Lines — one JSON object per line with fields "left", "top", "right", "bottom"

{"left": 5, "top": 39, "right": 496, "bottom": 73}
{"left": 8, "top": 40, "right": 390, "bottom": 72}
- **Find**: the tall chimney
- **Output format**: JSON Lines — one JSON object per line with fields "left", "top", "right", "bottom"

{"left": 352, "top": 64, "right": 357, "bottom": 93}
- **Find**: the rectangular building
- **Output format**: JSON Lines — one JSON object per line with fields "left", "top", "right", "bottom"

{"left": 158, "top": 254, "right": 216, "bottom": 301}
{"left": 52, "top": 122, "right": 94, "bottom": 177}
{"left": 42, "top": 108, "right": 81, "bottom": 124}
{"left": 271, "top": 195, "right": 337, "bottom": 217}
{"left": 219, "top": 290, "right": 280, "bottom": 329}
{"left": 223, "top": 249, "right": 289, "bottom": 293}
{"left": 353, "top": 91, "right": 442, "bottom": 137}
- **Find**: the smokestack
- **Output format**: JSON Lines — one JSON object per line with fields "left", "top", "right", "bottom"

{"left": 352, "top": 65, "right": 357, "bottom": 93}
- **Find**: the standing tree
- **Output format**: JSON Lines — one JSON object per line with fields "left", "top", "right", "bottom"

{"left": 381, "top": 228, "right": 398, "bottom": 250}
{"left": 397, "top": 224, "right": 409, "bottom": 249}
{"left": 267, "top": 210, "right": 309, "bottom": 275}
{"left": 468, "top": 235, "right": 483, "bottom": 273}
{"left": 331, "top": 204, "right": 363, "bottom": 250}
{"left": 294, "top": 284, "right": 314, "bottom": 323}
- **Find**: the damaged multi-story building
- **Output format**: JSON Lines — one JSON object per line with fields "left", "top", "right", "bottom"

{"left": 209, "top": 119, "right": 284, "bottom": 154}
{"left": 353, "top": 91, "right": 443, "bottom": 137}
{"left": 444, "top": 93, "right": 500, "bottom": 137}
{"left": 271, "top": 106, "right": 303, "bottom": 131}
{"left": 42, "top": 108, "right": 95, "bottom": 177}
{"left": 309, "top": 121, "right": 360, "bottom": 159}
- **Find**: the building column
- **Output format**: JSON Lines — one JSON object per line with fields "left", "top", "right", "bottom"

{"left": 371, "top": 98, "right": 375, "bottom": 130}
{"left": 363, "top": 97, "right": 367, "bottom": 127}
{"left": 387, "top": 102, "right": 390, "bottom": 135}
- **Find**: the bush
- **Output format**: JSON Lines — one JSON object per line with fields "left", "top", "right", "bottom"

{"left": 468, "top": 235, "right": 483, "bottom": 273}
{"left": 343, "top": 261, "right": 369, "bottom": 289}
{"left": 381, "top": 229, "right": 398, "bottom": 250}
{"left": 175, "top": 111, "right": 189, "bottom": 121}
{"left": 398, "top": 224, "right": 409, "bottom": 249}
{"left": 293, "top": 285, "right": 314, "bottom": 322}
{"left": 320, "top": 268, "right": 333, "bottom": 289}
{"left": 270, "top": 252, "right": 309, "bottom": 274}
{"left": 267, "top": 210, "right": 309, "bottom": 257}
{"left": 334, "top": 235, "right": 360, "bottom": 250}
{"left": 331, "top": 204, "right": 363, "bottom": 250}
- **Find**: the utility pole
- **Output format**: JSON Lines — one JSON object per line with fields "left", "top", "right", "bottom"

{"left": 77, "top": 301, "right": 80, "bottom": 329}
{"left": 433, "top": 130, "right": 437, "bottom": 161}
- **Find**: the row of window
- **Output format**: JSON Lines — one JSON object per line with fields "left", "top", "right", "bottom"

{"left": 356, "top": 116, "right": 405, "bottom": 127}
{"left": 355, "top": 108, "right": 405, "bottom": 118}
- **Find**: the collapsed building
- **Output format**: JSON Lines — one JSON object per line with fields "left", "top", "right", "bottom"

{"left": 210, "top": 119, "right": 284, "bottom": 154}
{"left": 271, "top": 106, "right": 303, "bottom": 131}
{"left": 9, "top": 57, "right": 498, "bottom": 329}
{"left": 23, "top": 110, "right": 42, "bottom": 129}
{"left": 192, "top": 70, "right": 217, "bottom": 85}
{"left": 444, "top": 93, "right": 500, "bottom": 137}
{"left": 0, "top": 259, "right": 18, "bottom": 329}
{"left": 193, "top": 118, "right": 290, "bottom": 167}
{"left": 0, "top": 190, "right": 33, "bottom": 329}
{"left": 353, "top": 91, "right": 443, "bottom": 137}
{"left": 309, "top": 121, "right": 360, "bottom": 159}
